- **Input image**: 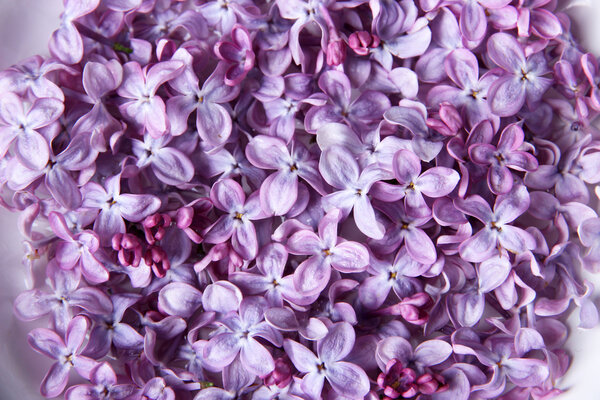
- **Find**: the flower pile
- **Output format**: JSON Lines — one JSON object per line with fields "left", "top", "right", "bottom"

{"left": 3, "top": 0, "right": 600, "bottom": 399}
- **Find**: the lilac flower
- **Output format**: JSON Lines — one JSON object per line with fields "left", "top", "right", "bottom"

{"left": 486, "top": 33, "right": 552, "bottom": 117}
{"left": 370, "top": 201, "right": 437, "bottom": 264}
{"left": 469, "top": 123, "right": 538, "bottom": 194}
{"left": 455, "top": 185, "right": 536, "bottom": 262}
{"left": 230, "top": 243, "right": 318, "bottom": 306}
{"left": 319, "top": 146, "right": 389, "bottom": 239}
{"left": 49, "top": 212, "right": 109, "bottom": 284}
{"left": 371, "top": 148, "right": 459, "bottom": 217}
{"left": 49, "top": 0, "right": 100, "bottom": 64}
{"left": 214, "top": 24, "right": 256, "bottom": 86}
{"left": 131, "top": 134, "right": 195, "bottom": 186}
{"left": 285, "top": 208, "right": 369, "bottom": 294}
{"left": 65, "top": 362, "right": 136, "bottom": 400}
{"left": 0, "top": 92, "right": 63, "bottom": 170}
{"left": 167, "top": 53, "right": 239, "bottom": 146}
{"left": 369, "top": 0, "right": 432, "bottom": 69}
{"left": 198, "top": 0, "right": 261, "bottom": 34}
{"left": 0, "top": 55, "right": 68, "bottom": 100}
{"left": 6, "top": 130, "right": 99, "bottom": 210}
{"left": 283, "top": 322, "right": 370, "bottom": 399}
{"left": 203, "top": 178, "right": 265, "bottom": 260}
{"left": 27, "top": 316, "right": 97, "bottom": 397}
{"left": 14, "top": 258, "right": 111, "bottom": 328}
{"left": 117, "top": 60, "right": 184, "bottom": 138}
{"left": 245, "top": 135, "right": 325, "bottom": 216}
{"left": 305, "top": 70, "right": 390, "bottom": 133}
{"left": 203, "top": 297, "right": 282, "bottom": 377}
{"left": 316, "top": 122, "right": 412, "bottom": 171}
{"left": 452, "top": 330, "right": 549, "bottom": 393}
{"left": 427, "top": 49, "right": 499, "bottom": 129}
{"left": 82, "top": 294, "right": 144, "bottom": 358}
{"left": 82, "top": 174, "right": 161, "bottom": 246}
{"left": 359, "top": 246, "right": 430, "bottom": 309}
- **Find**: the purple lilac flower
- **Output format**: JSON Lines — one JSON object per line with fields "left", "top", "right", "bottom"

{"left": 284, "top": 322, "right": 370, "bottom": 399}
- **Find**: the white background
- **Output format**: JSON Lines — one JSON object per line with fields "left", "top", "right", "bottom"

{"left": 1, "top": 0, "right": 600, "bottom": 399}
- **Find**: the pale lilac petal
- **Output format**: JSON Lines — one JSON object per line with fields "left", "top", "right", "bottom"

{"left": 152, "top": 147, "right": 195, "bottom": 185}
{"left": 117, "top": 194, "right": 161, "bottom": 222}
{"left": 203, "top": 333, "right": 242, "bottom": 370}
{"left": 319, "top": 146, "right": 359, "bottom": 189}
{"left": 414, "top": 339, "right": 452, "bottom": 366}
{"left": 232, "top": 220, "right": 258, "bottom": 260}
{"left": 330, "top": 241, "right": 369, "bottom": 273}
{"left": 293, "top": 257, "right": 330, "bottom": 295}
{"left": 158, "top": 282, "right": 203, "bottom": 317}
{"left": 487, "top": 32, "right": 525, "bottom": 72}
{"left": 353, "top": 195, "right": 385, "bottom": 240}
{"left": 15, "top": 130, "right": 49, "bottom": 170}
{"left": 246, "top": 135, "right": 291, "bottom": 169}
{"left": 393, "top": 149, "right": 421, "bottom": 183}
{"left": 203, "top": 281, "right": 242, "bottom": 314}
{"left": 417, "top": 167, "right": 460, "bottom": 197}
{"left": 196, "top": 102, "right": 232, "bottom": 146}
{"left": 259, "top": 171, "right": 298, "bottom": 216}
{"left": 211, "top": 179, "right": 245, "bottom": 211}
{"left": 460, "top": 1, "right": 487, "bottom": 42}
{"left": 488, "top": 75, "right": 527, "bottom": 117}
{"left": 283, "top": 339, "right": 318, "bottom": 373}
{"left": 240, "top": 338, "right": 275, "bottom": 377}
{"left": 479, "top": 256, "right": 512, "bottom": 293}
{"left": 325, "top": 361, "right": 370, "bottom": 398}
{"left": 41, "top": 362, "right": 70, "bottom": 398}
{"left": 459, "top": 230, "right": 497, "bottom": 263}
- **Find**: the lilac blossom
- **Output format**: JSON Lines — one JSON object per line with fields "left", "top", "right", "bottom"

{"left": 455, "top": 184, "right": 536, "bottom": 262}
{"left": 246, "top": 135, "right": 325, "bottom": 216}
{"left": 167, "top": 54, "right": 239, "bottom": 146}
{"left": 285, "top": 208, "right": 369, "bottom": 294}
{"left": 0, "top": 92, "right": 63, "bottom": 170}
{"left": 81, "top": 174, "right": 161, "bottom": 246}
{"left": 65, "top": 362, "right": 136, "bottom": 400}
{"left": 214, "top": 24, "right": 256, "bottom": 86}
{"left": 283, "top": 322, "right": 370, "bottom": 399}
{"left": 469, "top": 123, "right": 538, "bottom": 194}
{"left": 203, "top": 178, "right": 265, "bottom": 260}
{"left": 305, "top": 70, "right": 390, "bottom": 133}
{"left": 371, "top": 148, "right": 459, "bottom": 217}
{"left": 27, "top": 316, "right": 97, "bottom": 397}
{"left": 117, "top": 60, "right": 184, "bottom": 138}
{"left": 486, "top": 32, "right": 552, "bottom": 117}
{"left": 319, "top": 146, "right": 389, "bottom": 239}
{"left": 203, "top": 297, "right": 282, "bottom": 377}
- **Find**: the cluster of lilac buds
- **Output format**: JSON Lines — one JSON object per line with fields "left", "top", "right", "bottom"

{"left": 2, "top": 0, "right": 600, "bottom": 399}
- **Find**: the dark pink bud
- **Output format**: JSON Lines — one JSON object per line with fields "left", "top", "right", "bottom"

{"left": 263, "top": 357, "right": 293, "bottom": 388}
{"left": 377, "top": 359, "right": 419, "bottom": 399}
{"left": 145, "top": 246, "right": 171, "bottom": 278}
{"left": 327, "top": 39, "right": 346, "bottom": 66}
{"left": 348, "top": 31, "right": 380, "bottom": 56}
{"left": 112, "top": 233, "right": 142, "bottom": 268}
{"left": 142, "top": 213, "right": 172, "bottom": 245}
